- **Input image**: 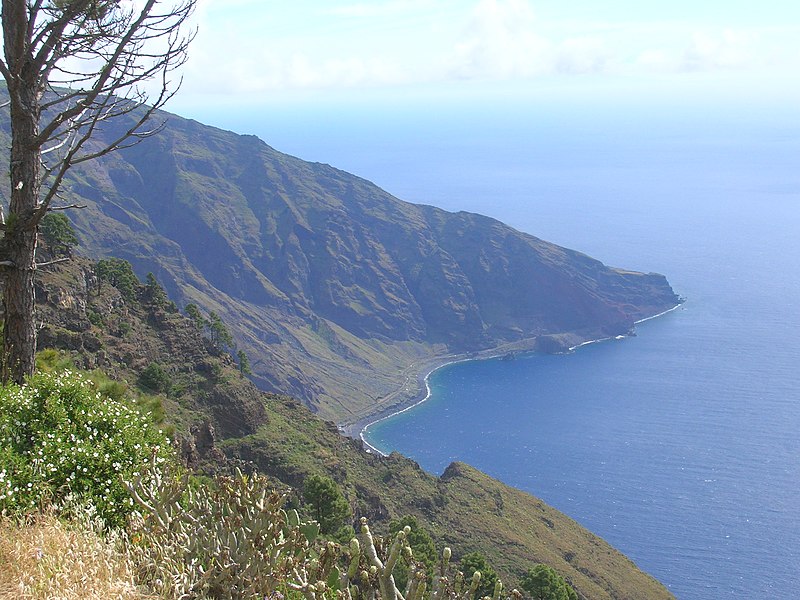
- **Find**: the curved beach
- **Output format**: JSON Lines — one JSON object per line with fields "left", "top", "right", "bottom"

{"left": 338, "top": 354, "right": 461, "bottom": 446}
{"left": 348, "top": 302, "right": 684, "bottom": 455}
{"left": 356, "top": 357, "right": 462, "bottom": 455}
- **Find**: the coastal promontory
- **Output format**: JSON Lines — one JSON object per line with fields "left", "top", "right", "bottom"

{"left": 3, "top": 105, "right": 680, "bottom": 422}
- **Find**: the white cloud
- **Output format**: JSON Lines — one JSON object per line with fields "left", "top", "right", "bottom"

{"left": 325, "top": 0, "right": 436, "bottom": 18}
{"left": 682, "top": 29, "right": 760, "bottom": 71}
{"left": 173, "top": 0, "right": 800, "bottom": 99}
{"left": 555, "top": 37, "right": 609, "bottom": 75}
{"left": 446, "top": 0, "right": 553, "bottom": 79}
{"left": 276, "top": 54, "right": 409, "bottom": 90}
{"left": 631, "top": 26, "right": 800, "bottom": 76}
{"left": 178, "top": 0, "right": 426, "bottom": 94}
{"left": 444, "top": 0, "right": 615, "bottom": 80}
{"left": 634, "top": 48, "right": 678, "bottom": 73}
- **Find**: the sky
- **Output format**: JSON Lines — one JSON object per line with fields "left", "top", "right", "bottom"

{"left": 169, "top": 0, "right": 800, "bottom": 119}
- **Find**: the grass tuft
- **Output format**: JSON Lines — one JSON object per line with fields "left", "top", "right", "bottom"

{"left": 0, "top": 512, "right": 146, "bottom": 599}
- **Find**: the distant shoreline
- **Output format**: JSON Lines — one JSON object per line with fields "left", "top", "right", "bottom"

{"left": 348, "top": 302, "right": 684, "bottom": 455}
{"left": 338, "top": 352, "right": 481, "bottom": 450}
{"left": 355, "top": 356, "right": 466, "bottom": 455}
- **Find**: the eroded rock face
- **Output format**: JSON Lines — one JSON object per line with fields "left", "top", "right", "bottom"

{"left": 181, "top": 421, "right": 226, "bottom": 468}
{"left": 34, "top": 257, "right": 268, "bottom": 441}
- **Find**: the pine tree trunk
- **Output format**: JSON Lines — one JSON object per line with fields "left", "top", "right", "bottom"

{"left": 2, "top": 57, "right": 42, "bottom": 384}
{"left": 2, "top": 229, "right": 37, "bottom": 383}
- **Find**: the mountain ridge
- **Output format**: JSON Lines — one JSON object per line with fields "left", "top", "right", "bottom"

{"left": 0, "top": 100, "right": 681, "bottom": 422}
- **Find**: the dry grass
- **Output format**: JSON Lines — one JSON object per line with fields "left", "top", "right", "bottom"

{"left": 0, "top": 513, "right": 148, "bottom": 600}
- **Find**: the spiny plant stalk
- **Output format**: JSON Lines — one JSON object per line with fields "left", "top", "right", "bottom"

{"left": 360, "top": 516, "right": 406, "bottom": 600}
{"left": 433, "top": 547, "right": 453, "bottom": 600}
{"left": 123, "top": 460, "right": 527, "bottom": 600}
{"left": 466, "top": 571, "right": 481, "bottom": 600}
{"left": 124, "top": 460, "right": 321, "bottom": 599}
{"left": 406, "top": 568, "right": 428, "bottom": 600}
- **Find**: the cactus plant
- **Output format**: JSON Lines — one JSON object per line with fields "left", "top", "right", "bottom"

{"left": 124, "top": 459, "right": 321, "bottom": 599}
{"left": 123, "top": 460, "right": 526, "bottom": 600}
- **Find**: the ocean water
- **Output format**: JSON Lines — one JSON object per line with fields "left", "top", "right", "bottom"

{"left": 219, "top": 100, "right": 800, "bottom": 599}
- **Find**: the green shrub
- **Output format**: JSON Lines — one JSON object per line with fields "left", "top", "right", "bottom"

{"left": 208, "top": 362, "right": 226, "bottom": 383}
{"left": 117, "top": 321, "right": 132, "bottom": 337}
{"left": 144, "top": 272, "right": 168, "bottom": 306}
{"left": 459, "top": 552, "right": 499, "bottom": 599}
{"left": 166, "top": 375, "right": 189, "bottom": 399}
{"left": 96, "top": 258, "right": 139, "bottom": 302}
{"left": 36, "top": 348, "right": 74, "bottom": 372}
{"left": 0, "top": 370, "right": 171, "bottom": 527}
{"left": 184, "top": 303, "right": 204, "bottom": 330}
{"left": 138, "top": 362, "right": 171, "bottom": 394}
{"left": 521, "top": 564, "right": 578, "bottom": 600}
{"left": 93, "top": 378, "right": 128, "bottom": 403}
{"left": 135, "top": 395, "right": 168, "bottom": 429}
{"left": 40, "top": 212, "right": 79, "bottom": 256}
{"left": 87, "top": 309, "right": 104, "bottom": 327}
{"left": 302, "top": 473, "right": 351, "bottom": 537}
{"left": 237, "top": 349, "right": 252, "bottom": 375}
{"left": 206, "top": 310, "right": 234, "bottom": 349}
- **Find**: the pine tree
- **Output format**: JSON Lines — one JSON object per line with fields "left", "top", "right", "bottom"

{"left": 520, "top": 564, "right": 578, "bottom": 600}
{"left": 302, "top": 474, "right": 351, "bottom": 536}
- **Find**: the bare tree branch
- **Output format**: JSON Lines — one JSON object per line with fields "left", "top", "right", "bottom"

{"left": 0, "top": 0, "right": 197, "bottom": 383}
{"left": 47, "top": 203, "right": 87, "bottom": 211}
{"left": 35, "top": 0, "right": 194, "bottom": 148}
{"left": 36, "top": 257, "right": 71, "bottom": 268}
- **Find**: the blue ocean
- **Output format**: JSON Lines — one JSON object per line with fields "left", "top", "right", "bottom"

{"left": 207, "top": 97, "right": 800, "bottom": 599}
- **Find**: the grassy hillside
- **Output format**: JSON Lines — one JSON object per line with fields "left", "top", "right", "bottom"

{"left": 227, "top": 402, "right": 672, "bottom": 600}
{"left": 30, "top": 254, "right": 673, "bottom": 599}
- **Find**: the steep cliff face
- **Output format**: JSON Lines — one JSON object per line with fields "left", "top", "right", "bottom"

{"left": 11, "top": 107, "right": 680, "bottom": 420}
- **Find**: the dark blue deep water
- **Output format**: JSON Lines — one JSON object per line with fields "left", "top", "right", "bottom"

{"left": 233, "top": 101, "right": 800, "bottom": 599}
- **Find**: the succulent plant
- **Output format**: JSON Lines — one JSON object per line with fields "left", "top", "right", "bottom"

{"left": 124, "top": 460, "right": 524, "bottom": 600}
{"left": 124, "top": 459, "right": 320, "bottom": 599}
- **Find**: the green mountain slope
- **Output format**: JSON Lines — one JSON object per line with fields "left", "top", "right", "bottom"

{"left": 33, "top": 255, "right": 674, "bottom": 600}
{"left": 0, "top": 104, "right": 680, "bottom": 422}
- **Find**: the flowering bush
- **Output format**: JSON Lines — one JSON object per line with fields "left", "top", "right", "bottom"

{"left": 0, "top": 370, "right": 171, "bottom": 527}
